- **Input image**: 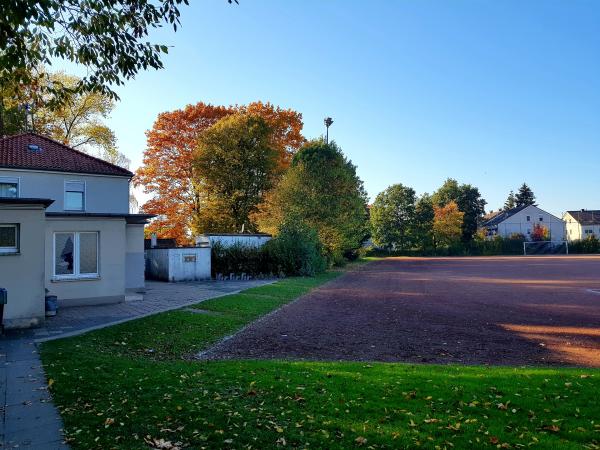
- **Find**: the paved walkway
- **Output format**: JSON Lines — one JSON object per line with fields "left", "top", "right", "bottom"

{"left": 0, "top": 279, "right": 272, "bottom": 449}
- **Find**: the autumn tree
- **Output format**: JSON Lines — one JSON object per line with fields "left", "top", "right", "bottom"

{"left": 433, "top": 201, "right": 464, "bottom": 247}
{"left": 193, "top": 113, "right": 279, "bottom": 233}
{"left": 256, "top": 140, "right": 369, "bottom": 263}
{"left": 515, "top": 183, "right": 536, "bottom": 207}
{"left": 136, "top": 101, "right": 304, "bottom": 243}
{"left": 432, "top": 178, "right": 486, "bottom": 243}
{"left": 370, "top": 184, "right": 417, "bottom": 251}
{"left": 530, "top": 223, "right": 549, "bottom": 242}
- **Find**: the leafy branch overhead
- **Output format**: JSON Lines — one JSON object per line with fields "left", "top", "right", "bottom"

{"left": 0, "top": 1, "right": 234, "bottom": 99}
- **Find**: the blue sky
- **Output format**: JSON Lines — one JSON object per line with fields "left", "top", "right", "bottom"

{"left": 58, "top": 1, "right": 600, "bottom": 215}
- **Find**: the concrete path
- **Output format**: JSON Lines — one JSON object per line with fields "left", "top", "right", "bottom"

{"left": 0, "top": 279, "right": 273, "bottom": 449}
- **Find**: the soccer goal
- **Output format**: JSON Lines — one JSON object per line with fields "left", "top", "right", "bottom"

{"left": 523, "top": 241, "right": 569, "bottom": 256}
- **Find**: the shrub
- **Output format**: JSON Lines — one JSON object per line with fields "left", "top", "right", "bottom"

{"left": 263, "top": 221, "right": 327, "bottom": 276}
{"left": 211, "top": 222, "right": 327, "bottom": 278}
{"left": 211, "top": 242, "right": 267, "bottom": 278}
{"left": 569, "top": 235, "right": 600, "bottom": 254}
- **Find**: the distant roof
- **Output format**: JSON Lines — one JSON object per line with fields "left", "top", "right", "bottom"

{"left": 566, "top": 210, "right": 600, "bottom": 225}
{"left": 482, "top": 205, "right": 529, "bottom": 227}
{"left": 0, "top": 132, "right": 133, "bottom": 177}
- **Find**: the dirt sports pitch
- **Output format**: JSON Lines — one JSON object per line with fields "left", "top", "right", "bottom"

{"left": 205, "top": 256, "right": 600, "bottom": 367}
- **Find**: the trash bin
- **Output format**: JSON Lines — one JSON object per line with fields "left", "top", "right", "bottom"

{"left": 45, "top": 295, "right": 58, "bottom": 317}
{"left": 0, "top": 288, "right": 7, "bottom": 334}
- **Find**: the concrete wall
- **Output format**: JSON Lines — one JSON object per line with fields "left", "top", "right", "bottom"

{"left": 497, "top": 205, "right": 565, "bottom": 241}
{"left": 125, "top": 224, "right": 145, "bottom": 291}
{"left": 0, "top": 168, "right": 130, "bottom": 213}
{"left": 145, "top": 248, "right": 211, "bottom": 281}
{"left": 45, "top": 217, "right": 126, "bottom": 307}
{"left": 198, "top": 234, "right": 271, "bottom": 248}
{"left": 0, "top": 203, "right": 46, "bottom": 328}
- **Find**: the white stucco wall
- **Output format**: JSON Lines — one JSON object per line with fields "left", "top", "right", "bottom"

{"left": 45, "top": 217, "right": 127, "bottom": 306}
{"left": 0, "top": 204, "right": 47, "bottom": 328}
{"left": 497, "top": 205, "right": 565, "bottom": 241}
{"left": 0, "top": 168, "right": 130, "bottom": 213}
{"left": 563, "top": 212, "right": 600, "bottom": 241}
{"left": 145, "top": 248, "right": 211, "bottom": 282}
{"left": 125, "top": 224, "right": 145, "bottom": 291}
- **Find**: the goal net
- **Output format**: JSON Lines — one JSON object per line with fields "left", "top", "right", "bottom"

{"left": 523, "top": 241, "right": 569, "bottom": 256}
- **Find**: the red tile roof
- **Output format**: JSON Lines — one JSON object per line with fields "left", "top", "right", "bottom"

{"left": 0, "top": 132, "right": 133, "bottom": 177}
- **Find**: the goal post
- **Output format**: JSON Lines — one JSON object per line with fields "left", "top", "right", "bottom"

{"left": 523, "top": 240, "right": 569, "bottom": 256}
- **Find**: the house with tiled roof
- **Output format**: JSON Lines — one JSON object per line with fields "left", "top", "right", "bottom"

{"left": 0, "top": 132, "right": 153, "bottom": 328}
{"left": 481, "top": 204, "right": 565, "bottom": 241}
{"left": 563, "top": 210, "right": 600, "bottom": 241}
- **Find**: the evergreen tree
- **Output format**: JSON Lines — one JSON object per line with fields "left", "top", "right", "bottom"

{"left": 515, "top": 183, "right": 536, "bottom": 207}
{"left": 504, "top": 191, "right": 516, "bottom": 210}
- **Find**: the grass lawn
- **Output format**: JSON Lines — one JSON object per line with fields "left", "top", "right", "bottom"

{"left": 40, "top": 264, "right": 600, "bottom": 449}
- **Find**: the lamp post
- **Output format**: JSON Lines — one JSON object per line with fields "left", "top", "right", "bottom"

{"left": 324, "top": 117, "right": 333, "bottom": 144}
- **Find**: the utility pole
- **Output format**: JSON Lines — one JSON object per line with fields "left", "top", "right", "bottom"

{"left": 324, "top": 117, "right": 333, "bottom": 144}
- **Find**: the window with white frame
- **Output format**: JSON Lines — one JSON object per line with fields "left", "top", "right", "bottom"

{"left": 0, "top": 177, "right": 19, "bottom": 198}
{"left": 64, "top": 181, "right": 85, "bottom": 211}
{"left": 54, "top": 232, "right": 98, "bottom": 278}
{"left": 0, "top": 224, "right": 19, "bottom": 254}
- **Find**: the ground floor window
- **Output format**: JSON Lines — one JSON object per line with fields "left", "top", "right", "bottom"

{"left": 0, "top": 224, "right": 19, "bottom": 254}
{"left": 54, "top": 232, "right": 98, "bottom": 278}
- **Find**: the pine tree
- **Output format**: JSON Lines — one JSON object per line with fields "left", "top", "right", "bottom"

{"left": 504, "top": 191, "right": 516, "bottom": 210}
{"left": 515, "top": 183, "right": 536, "bottom": 207}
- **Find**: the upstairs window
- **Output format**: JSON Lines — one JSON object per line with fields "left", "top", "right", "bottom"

{"left": 0, "top": 224, "right": 19, "bottom": 254}
{"left": 526, "top": 216, "right": 531, "bottom": 222}
{"left": 539, "top": 216, "right": 543, "bottom": 222}
{"left": 64, "top": 181, "right": 85, "bottom": 211}
{"left": 0, "top": 177, "right": 19, "bottom": 198}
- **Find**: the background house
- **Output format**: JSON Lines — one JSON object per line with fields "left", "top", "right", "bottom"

{"left": 0, "top": 133, "right": 152, "bottom": 328}
{"left": 482, "top": 205, "right": 565, "bottom": 241}
{"left": 563, "top": 210, "right": 600, "bottom": 241}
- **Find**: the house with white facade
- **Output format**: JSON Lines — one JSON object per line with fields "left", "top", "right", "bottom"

{"left": 481, "top": 205, "right": 565, "bottom": 241}
{"left": 0, "top": 132, "right": 152, "bottom": 328}
{"left": 563, "top": 210, "right": 600, "bottom": 241}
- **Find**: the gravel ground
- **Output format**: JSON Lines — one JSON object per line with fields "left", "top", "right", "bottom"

{"left": 200, "top": 256, "right": 600, "bottom": 367}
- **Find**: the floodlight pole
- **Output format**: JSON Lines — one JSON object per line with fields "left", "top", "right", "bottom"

{"left": 324, "top": 117, "right": 333, "bottom": 144}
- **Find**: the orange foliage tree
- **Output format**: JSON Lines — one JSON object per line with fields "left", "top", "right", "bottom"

{"left": 433, "top": 201, "right": 464, "bottom": 247}
{"left": 135, "top": 101, "right": 304, "bottom": 243}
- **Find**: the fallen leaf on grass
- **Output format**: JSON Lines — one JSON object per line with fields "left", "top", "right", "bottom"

{"left": 543, "top": 425, "right": 560, "bottom": 432}
{"left": 355, "top": 436, "right": 368, "bottom": 446}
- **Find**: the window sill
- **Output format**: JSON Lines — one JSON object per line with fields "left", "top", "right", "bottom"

{"left": 0, "top": 251, "right": 20, "bottom": 256}
{"left": 51, "top": 276, "right": 100, "bottom": 283}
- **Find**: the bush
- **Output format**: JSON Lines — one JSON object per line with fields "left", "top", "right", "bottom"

{"left": 211, "top": 222, "right": 327, "bottom": 278}
{"left": 211, "top": 242, "right": 267, "bottom": 278}
{"left": 569, "top": 236, "right": 600, "bottom": 254}
{"left": 263, "top": 221, "right": 327, "bottom": 276}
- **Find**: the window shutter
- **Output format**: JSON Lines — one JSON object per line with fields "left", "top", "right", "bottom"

{"left": 65, "top": 181, "right": 85, "bottom": 192}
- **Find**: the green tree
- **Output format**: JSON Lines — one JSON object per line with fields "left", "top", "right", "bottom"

{"left": 193, "top": 113, "right": 279, "bottom": 233}
{"left": 370, "top": 184, "right": 417, "bottom": 251}
{"left": 515, "top": 183, "right": 536, "bottom": 207}
{"left": 0, "top": 1, "right": 234, "bottom": 100}
{"left": 256, "top": 140, "right": 369, "bottom": 263}
{"left": 414, "top": 194, "right": 435, "bottom": 250}
{"left": 432, "top": 178, "right": 486, "bottom": 243}
{"left": 504, "top": 190, "right": 516, "bottom": 210}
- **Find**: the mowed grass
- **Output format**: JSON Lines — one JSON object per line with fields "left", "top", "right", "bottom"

{"left": 40, "top": 264, "right": 600, "bottom": 450}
